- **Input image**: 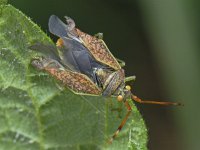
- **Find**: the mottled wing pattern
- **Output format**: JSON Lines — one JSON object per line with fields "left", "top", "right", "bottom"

{"left": 45, "top": 67, "right": 102, "bottom": 95}
{"left": 76, "top": 28, "right": 121, "bottom": 70}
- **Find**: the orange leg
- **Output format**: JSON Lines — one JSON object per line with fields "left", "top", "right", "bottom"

{"left": 132, "top": 95, "right": 182, "bottom": 106}
{"left": 108, "top": 101, "right": 132, "bottom": 144}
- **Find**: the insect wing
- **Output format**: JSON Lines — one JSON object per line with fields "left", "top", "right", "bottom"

{"left": 48, "top": 15, "right": 107, "bottom": 84}
{"left": 46, "top": 66, "right": 102, "bottom": 95}
{"left": 49, "top": 15, "right": 80, "bottom": 42}
{"left": 49, "top": 15, "right": 121, "bottom": 70}
{"left": 48, "top": 15, "right": 69, "bottom": 38}
{"left": 60, "top": 37, "right": 107, "bottom": 84}
{"left": 32, "top": 58, "right": 102, "bottom": 95}
{"left": 29, "top": 42, "right": 61, "bottom": 62}
{"left": 76, "top": 29, "right": 121, "bottom": 70}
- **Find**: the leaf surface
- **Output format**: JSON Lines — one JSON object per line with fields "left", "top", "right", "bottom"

{"left": 0, "top": 4, "right": 148, "bottom": 150}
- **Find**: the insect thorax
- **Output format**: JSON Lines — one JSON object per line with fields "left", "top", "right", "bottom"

{"left": 95, "top": 68, "right": 125, "bottom": 96}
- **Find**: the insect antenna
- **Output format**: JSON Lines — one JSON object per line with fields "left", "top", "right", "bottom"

{"left": 131, "top": 95, "right": 183, "bottom": 106}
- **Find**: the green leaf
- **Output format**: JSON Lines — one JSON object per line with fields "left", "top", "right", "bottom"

{"left": 0, "top": 0, "right": 7, "bottom": 6}
{"left": 0, "top": 4, "right": 148, "bottom": 150}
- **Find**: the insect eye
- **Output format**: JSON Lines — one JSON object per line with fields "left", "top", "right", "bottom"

{"left": 117, "top": 95, "right": 123, "bottom": 102}
{"left": 125, "top": 85, "right": 131, "bottom": 91}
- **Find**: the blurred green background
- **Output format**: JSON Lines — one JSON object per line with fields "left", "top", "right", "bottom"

{"left": 9, "top": 0, "right": 200, "bottom": 150}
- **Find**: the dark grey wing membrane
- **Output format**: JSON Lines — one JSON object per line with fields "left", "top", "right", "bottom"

{"left": 29, "top": 43, "right": 60, "bottom": 61}
{"left": 30, "top": 42, "right": 80, "bottom": 72}
{"left": 48, "top": 15, "right": 69, "bottom": 38}
{"left": 60, "top": 37, "right": 105, "bottom": 83}
{"left": 49, "top": 15, "right": 80, "bottom": 43}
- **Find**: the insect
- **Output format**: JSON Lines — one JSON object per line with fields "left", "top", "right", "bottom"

{"left": 30, "top": 15, "right": 182, "bottom": 144}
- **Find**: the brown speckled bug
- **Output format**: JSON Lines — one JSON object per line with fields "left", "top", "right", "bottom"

{"left": 31, "top": 15, "right": 182, "bottom": 143}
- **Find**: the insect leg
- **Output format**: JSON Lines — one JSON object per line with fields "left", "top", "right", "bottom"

{"left": 32, "top": 58, "right": 63, "bottom": 70}
{"left": 110, "top": 101, "right": 123, "bottom": 119}
{"left": 125, "top": 76, "right": 136, "bottom": 83}
{"left": 131, "top": 95, "right": 183, "bottom": 106}
{"left": 108, "top": 101, "right": 132, "bottom": 144}
{"left": 116, "top": 58, "right": 125, "bottom": 67}
{"left": 64, "top": 16, "right": 75, "bottom": 31}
